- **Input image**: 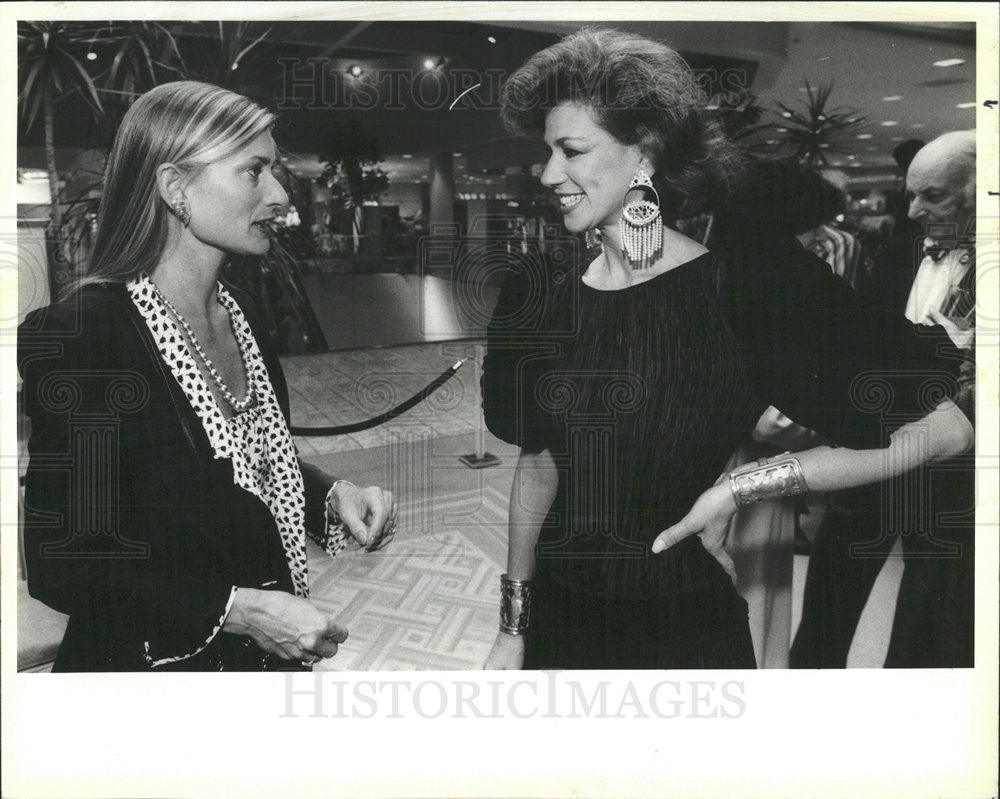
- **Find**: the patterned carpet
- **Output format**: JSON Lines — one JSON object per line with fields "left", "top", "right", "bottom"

{"left": 307, "top": 486, "right": 510, "bottom": 671}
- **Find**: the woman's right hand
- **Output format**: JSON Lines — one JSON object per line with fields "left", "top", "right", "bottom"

{"left": 483, "top": 631, "right": 525, "bottom": 670}
{"left": 223, "top": 588, "right": 348, "bottom": 664}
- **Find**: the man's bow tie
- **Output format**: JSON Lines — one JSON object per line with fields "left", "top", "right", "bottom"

{"left": 924, "top": 237, "right": 974, "bottom": 264}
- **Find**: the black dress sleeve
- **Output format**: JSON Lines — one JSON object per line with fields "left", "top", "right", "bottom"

{"left": 720, "top": 236, "right": 967, "bottom": 450}
{"left": 18, "top": 298, "right": 237, "bottom": 665}
{"left": 481, "top": 261, "right": 563, "bottom": 452}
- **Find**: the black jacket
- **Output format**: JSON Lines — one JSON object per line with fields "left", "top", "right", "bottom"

{"left": 18, "top": 281, "right": 331, "bottom": 671}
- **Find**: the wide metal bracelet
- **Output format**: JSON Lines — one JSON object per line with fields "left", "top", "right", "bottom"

{"left": 499, "top": 574, "right": 531, "bottom": 635}
{"left": 728, "top": 452, "right": 810, "bottom": 509}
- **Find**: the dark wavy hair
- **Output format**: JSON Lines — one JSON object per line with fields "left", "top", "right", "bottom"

{"left": 500, "top": 27, "right": 746, "bottom": 220}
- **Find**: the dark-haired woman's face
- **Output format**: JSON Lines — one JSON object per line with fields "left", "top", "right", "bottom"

{"left": 540, "top": 103, "right": 646, "bottom": 235}
{"left": 183, "top": 131, "right": 289, "bottom": 257}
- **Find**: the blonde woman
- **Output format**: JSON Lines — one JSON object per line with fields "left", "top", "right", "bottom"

{"left": 19, "top": 82, "right": 396, "bottom": 671}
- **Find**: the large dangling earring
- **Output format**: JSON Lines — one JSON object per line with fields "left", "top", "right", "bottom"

{"left": 172, "top": 198, "right": 191, "bottom": 227}
{"left": 585, "top": 228, "right": 602, "bottom": 250}
{"left": 619, "top": 169, "right": 662, "bottom": 270}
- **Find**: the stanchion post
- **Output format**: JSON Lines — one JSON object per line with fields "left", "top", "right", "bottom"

{"left": 459, "top": 343, "right": 500, "bottom": 469}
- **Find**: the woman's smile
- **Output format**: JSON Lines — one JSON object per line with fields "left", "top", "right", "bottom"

{"left": 558, "top": 193, "right": 585, "bottom": 212}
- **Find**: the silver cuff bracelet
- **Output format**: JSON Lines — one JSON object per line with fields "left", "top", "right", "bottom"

{"left": 499, "top": 574, "right": 531, "bottom": 635}
{"left": 729, "top": 451, "right": 810, "bottom": 509}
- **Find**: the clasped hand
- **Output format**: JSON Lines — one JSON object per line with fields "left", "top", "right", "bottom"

{"left": 327, "top": 481, "right": 398, "bottom": 550}
{"left": 223, "top": 588, "right": 348, "bottom": 664}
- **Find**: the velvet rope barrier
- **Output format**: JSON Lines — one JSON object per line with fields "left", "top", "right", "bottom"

{"left": 287, "top": 358, "right": 467, "bottom": 437}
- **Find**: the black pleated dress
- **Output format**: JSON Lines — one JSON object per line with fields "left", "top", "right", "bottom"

{"left": 482, "top": 237, "right": 967, "bottom": 670}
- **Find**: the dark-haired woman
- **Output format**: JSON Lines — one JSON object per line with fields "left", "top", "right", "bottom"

{"left": 482, "top": 29, "right": 972, "bottom": 670}
{"left": 19, "top": 81, "right": 397, "bottom": 671}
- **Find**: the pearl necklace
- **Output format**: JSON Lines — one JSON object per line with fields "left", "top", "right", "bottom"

{"left": 145, "top": 275, "right": 257, "bottom": 413}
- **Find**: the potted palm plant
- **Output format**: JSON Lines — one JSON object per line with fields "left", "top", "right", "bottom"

{"left": 762, "top": 80, "right": 867, "bottom": 168}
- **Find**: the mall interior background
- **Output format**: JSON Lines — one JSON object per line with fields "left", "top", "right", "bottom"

{"left": 14, "top": 19, "right": 976, "bottom": 671}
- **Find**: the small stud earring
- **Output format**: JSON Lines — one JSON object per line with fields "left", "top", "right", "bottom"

{"left": 171, "top": 199, "right": 191, "bottom": 226}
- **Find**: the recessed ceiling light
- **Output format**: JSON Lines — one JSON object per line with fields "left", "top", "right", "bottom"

{"left": 956, "top": 102, "right": 976, "bottom": 109}
{"left": 452, "top": 152, "right": 461, "bottom": 157}
{"left": 882, "top": 95, "right": 903, "bottom": 102}
{"left": 867, "top": 146, "right": 877, "bottom": 151}
{"left": 402, "top": 154, "right": 412, "bottom": 159}
{"left": 819, "top": 143, "right": 830, "bottom": 148}
{"left": 816, "top": 56, "right": 831, "bottom": 61}
{"left": 86, "top": 52, "right": 97, "bottom": 61}
{"left": 765, "top": 139, "right": 778, "bottom": 145}
{"left": 423, "top": 58, "right": 436, "bottom": 70}
{"left": 933, "top": 58, "right": 965, "bottom": 67}
{"left": 487, "top": 35, "right": 497, "bottom": 44}
{"left": 781, "top": 111, "right": 792, "bottom": 118}
{"left": 856, "top": 133, "right": 873, "bottom": 139}
{"left": 348, "top": 64, "right": 363, "bottom": 78}
{"left": 891, "top": 136, "right": 903, "bottom": 141}
{"left": 705, "top": 103, "right": 720, "bottom": 111}
{"left": 775, "top": 127, "right": 788, "bottom": 133}
{"left": 911, "top": 123, "right": 926, "bottom": 129}
{"left": 881, "top": 121, "right": 899, "bottom": 127}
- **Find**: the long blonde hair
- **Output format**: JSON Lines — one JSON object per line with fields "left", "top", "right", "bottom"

{"left": 76, "top": 81, "right": 275, "bottom": 292}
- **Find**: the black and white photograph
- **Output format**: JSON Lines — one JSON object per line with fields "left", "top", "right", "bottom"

{"left": 2, "top": 2, "right": 997, "bottom": 797}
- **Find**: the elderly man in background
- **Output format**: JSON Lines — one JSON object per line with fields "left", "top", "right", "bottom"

{"left": 791, "top": 130, "right": 976, "bottom": 668}
{"left": 904, "top": 130, "right": 977, "bottom": 341}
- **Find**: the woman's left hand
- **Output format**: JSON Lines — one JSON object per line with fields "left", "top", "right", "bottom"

{"left": 328, "top": 482, "right": 398, "bottom": 550}
{"left": 651, "top": 483, "right": 739, "bottom": 585}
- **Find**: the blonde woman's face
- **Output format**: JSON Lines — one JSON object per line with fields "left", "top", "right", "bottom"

{"left": 539, "top": 102, "right": 647, "bottom": 235}
{"left": 183, "top": 130, "right": 289, "bottom": 257}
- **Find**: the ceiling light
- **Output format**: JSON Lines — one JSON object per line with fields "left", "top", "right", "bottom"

{"left": 933, "top": 58, "right": 965, "bottom": 67}
{"left": 402, "top": 154, "right": 412, "bottom": 159}
{"left": 882, "top": 95, "right": 903, "bottom": 102}
{"left": 348, "top": 64, "right": 363, "bottom": 78}
{"left": 819, "top": 143, "right": 830, "bottom": 148}
{"left": 86, "top": 52, "right": 97, "bottom": 61}
{"left": 956, "top": 102, "right": 976, "bottom": 109}
{"left": 856, "top": 133, "right": 873, "bottom": 139}
{"left": 487, "top": 35, "right": 497, "bottom": 44}
{"left": 891, "top": 136, "right": 903, "bottom": 141}
{"left": 775, "top": 127, "right": 788, "bottom": 133}
{"left": 452, "top": 152, "right": 461, "bottom": 157}
{"left": 881, "top": 121, "right": 899, "bottom": 126}
{"left": 781, "top": 111, "right": 792, "bottom": 118}
{"left": 765, "top": 139, "right": 778, "bottom": 145}
{"left": 816, "top": 56, "right": 831, "bottom": 62}
{"left": 910, "top": 123, "right": 926, "bottom": 129}
{"left": 705, "top": 103, "right": 720, "bottom": 111}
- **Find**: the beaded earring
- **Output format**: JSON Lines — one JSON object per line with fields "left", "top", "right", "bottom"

{"left": 619, "top": 169, "right": 663, "bottom": 270}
